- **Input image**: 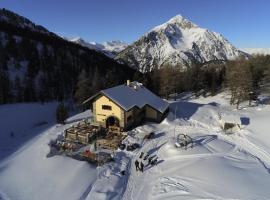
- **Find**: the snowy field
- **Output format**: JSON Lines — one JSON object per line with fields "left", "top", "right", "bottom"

{"left": 1, "top": 94, "right": 270, "bottom": 200}
{"left": 0, "top": 102, "right": 58, "bottom": 161}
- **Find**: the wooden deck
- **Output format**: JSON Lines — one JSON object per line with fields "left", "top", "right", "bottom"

{"left": 64, "top": 122, "right": 103, "bottom": 144}
{"left": 64, "top": 123, "right": 126, "bottom": 151}
{"left": 96, "top": 126, "right": 127, "bottom": 150}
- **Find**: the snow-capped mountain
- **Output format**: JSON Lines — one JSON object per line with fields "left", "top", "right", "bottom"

{"left": 70, "top": 37, "right": 128, "bottom": 58}
{"left": 116, "top": 15, "right": 247, "bottom": 72}
{"left": 241, "top": 48, "right": 270, "bottom": 55}
{"left": 103, "top": 40, "right": 128, "bottom": 53}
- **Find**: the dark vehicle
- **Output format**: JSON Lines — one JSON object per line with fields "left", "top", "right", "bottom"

{"left": 127, "top": 143, "right": 140, "bottom": 151}
{"left": 150, "top": 158, "right": 158, "bottom": 165}
{"left": 126, "top": 145, "right": 134, "bottom": 151}
{"left": 119, "top": 143, "right": 126, "bottom": 150}
{"left": 132, "top": 143, "right": 140, "bottom": 149}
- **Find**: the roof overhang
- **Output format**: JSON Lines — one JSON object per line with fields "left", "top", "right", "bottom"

{"left": 82, "top": 93, "right": 101, "bottom": 104}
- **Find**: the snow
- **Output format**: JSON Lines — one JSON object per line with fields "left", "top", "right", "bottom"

{"left": 1, "top": 93, "right": 270, "bottom": 200}
{"left": 0, "top": 103, "right": 97, "bottom": 200}
{"left": 152, "top": 14, "right": 198, "bottom": 32}
{"left": 241, "top": 48, "right": 270, "bottom": 55}
{"left": 0, "top": 102, "right": 57, "bottom": 161}
{"left": 121, "top": 96, "right": 270, "bottom": 200}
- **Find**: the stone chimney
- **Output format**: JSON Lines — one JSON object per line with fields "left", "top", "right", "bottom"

{"left": 127, "top": 80, "right": 130, "bottom": 86}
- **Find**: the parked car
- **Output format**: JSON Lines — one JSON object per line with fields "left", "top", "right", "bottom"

{"left": 127, "top": 143, "right": 140, "bottom": 151}
{"left": 132, "top": 143, "right": 140, "bottom": 149}
{"left": 119, "top": 143, "right": 126, "bottom": 150}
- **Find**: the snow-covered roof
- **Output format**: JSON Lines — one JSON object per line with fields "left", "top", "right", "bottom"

{"left": 221, "top": 113, "right": 241, "bottom": 125}
{"left": 86, "top": 81, "right": 169, "bottom": 113}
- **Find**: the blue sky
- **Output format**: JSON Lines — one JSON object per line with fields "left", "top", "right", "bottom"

{"left": 0, "top": 0, "right": 269, "bottom": 48}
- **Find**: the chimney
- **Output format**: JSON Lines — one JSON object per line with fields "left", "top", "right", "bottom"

{"left": 127, "top": 80, "right": 130, "bottom": 86}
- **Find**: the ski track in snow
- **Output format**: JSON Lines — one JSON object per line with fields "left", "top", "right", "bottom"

{"left": 218, "top": 130, "right": 270, "bottom": 174}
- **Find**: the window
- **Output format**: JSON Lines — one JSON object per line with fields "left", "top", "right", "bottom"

{"left": 127, "top": 116, "right": 132, "bottom": 122}
{"left": 102, "top": 105, "right": 112, "bottom": 110}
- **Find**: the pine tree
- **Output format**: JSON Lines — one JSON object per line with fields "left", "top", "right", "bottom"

{"left": 210, "top": 73, "right": 217, "bottom": 96}
{"left": 37, "top": 74, "right": 50, "bottom": 103}
{"left": 75, "top": 69, "right": 92, "bottom": 104}
{"left": 226, "top": 58, "right": 253, "bottom": 109}
{"left": 158, "top": 67, "right": 176, "bottom": 99}
{"left": 23, "top": 77, "right": 36, "bottom": 102}
{"left": 56, "top": 103, "right": 68, "bottom": 124}
{"left": 91, "top": 66, "right": 103, "bottom": 95}
{"left": 0, "top": 70, "right": 12, "bottom": 104}
{"left": 5, "top": 33, "right": 17, "bottom": 57}
{"left": 266, "top": 66, "right": 270, "bottom": 95}
{"left": 14, "top": 76, "right": 23, "bottom": 102}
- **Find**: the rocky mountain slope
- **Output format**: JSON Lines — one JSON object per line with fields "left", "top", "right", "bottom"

{"left": 70, "top": 37, "right": 127, "bottom": 58}
{"left": 116, "top": 15, "right": 247, "bottom": 72}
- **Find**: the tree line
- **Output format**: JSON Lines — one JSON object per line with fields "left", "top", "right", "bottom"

{"left": 132, "top": 61, "right": 226, "bottom": 99}
{"left": 133, "top": 55, "right": 270, "bottom": 108}
{"left": 226, "top": 55, "right": 270, "bottom": 108}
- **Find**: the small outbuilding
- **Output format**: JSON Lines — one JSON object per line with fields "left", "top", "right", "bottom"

{"left": 220, "top": 114, "right": 242, "bottom": 134}
{"left": 84, "top": 81, "right": 169, "bottom": 130}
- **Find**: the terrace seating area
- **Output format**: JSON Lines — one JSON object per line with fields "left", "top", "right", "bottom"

{"left": 64, "top": 122, "right": 105, "bottom": 144}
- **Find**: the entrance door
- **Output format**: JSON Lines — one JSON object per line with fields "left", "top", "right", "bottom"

{"left": 106, "top": 116, "right": 120, "bottom": 127}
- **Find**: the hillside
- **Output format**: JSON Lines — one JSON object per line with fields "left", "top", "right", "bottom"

{"left": 116, "top": 15, "right": 247, "bottom": 72}
{"left": 1, "top": 94, "right": 270, "bottom": 199}
{"left": 0, "top": 8, "right": 135, "bottom": 104}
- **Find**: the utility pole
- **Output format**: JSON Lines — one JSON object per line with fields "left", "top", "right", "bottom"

{"left": 174, "top": 106, "right": 178, "bottom": 140}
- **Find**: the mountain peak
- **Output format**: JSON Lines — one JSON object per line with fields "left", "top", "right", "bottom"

{"left": 169, "top": 14, "right": 198, "bottom": 28}
{"left": 168, "top": 14, "right": 184, "bottom": 22}
{"left": 153, "top": 14, "right": 197, "bottom": 32}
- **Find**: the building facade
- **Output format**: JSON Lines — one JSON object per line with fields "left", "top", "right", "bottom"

{"left": 85, "top": 81, "right": 169, "bottom": 130}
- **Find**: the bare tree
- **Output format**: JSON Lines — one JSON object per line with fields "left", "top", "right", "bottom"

{"left": 226, "top": 58, "right": 253, "bottom": 109}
